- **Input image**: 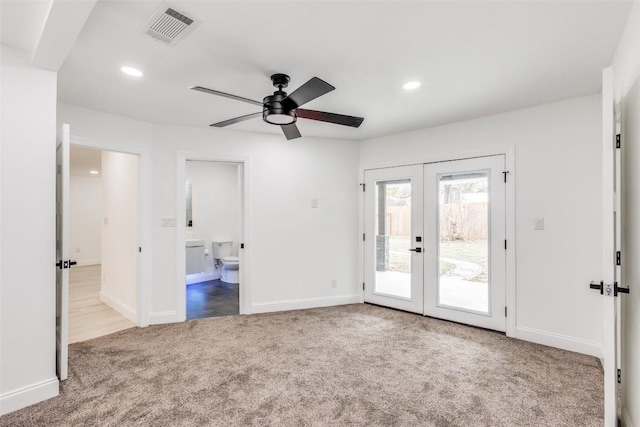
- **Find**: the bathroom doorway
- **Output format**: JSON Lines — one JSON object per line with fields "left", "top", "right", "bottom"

{"left": 183, "top": 160, "right": 243, "bottom": 319}
{"left": 68, "top": 145, "right": 139, "bottom": 342}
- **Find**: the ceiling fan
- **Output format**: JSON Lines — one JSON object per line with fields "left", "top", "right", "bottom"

{"left": 190, "top": 73, "right": 364, "bottom": 140}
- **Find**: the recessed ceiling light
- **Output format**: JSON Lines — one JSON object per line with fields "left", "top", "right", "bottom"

{"left": 89, "top": 170, "right": 99, "bottom": 175}
{"left": 403, "top": 81, "right": 421, "bottom": 90}
{"left": 121, "top": 66, "right": 144, "bottom": 77}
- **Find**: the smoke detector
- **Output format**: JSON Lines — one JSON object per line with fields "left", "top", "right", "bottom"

{"left": 141, "top": 3, "right": 198, "bottom": 46}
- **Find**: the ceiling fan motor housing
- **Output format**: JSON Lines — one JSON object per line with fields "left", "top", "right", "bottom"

{"left": 263, "top": 91, "right": 297, "bottom": 125}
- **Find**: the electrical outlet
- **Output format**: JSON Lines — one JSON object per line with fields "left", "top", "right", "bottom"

{"left": 331, "top": 279, "right": 337, "bottom": 288}
{"left": 534, "top": 218, "right": 544, "bottom": 230}
{"left": 104, "top": 217, "right": 108, "bottom": 225}
{"left": 161, "top": 217, "right": 176, "bottom": 227}
{"left": 75, "top": 248, "right": 80, "bottom": 253}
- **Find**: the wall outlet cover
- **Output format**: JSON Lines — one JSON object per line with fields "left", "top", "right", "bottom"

{"left": 161, "top": 217, "right": 176, "bottom": 227}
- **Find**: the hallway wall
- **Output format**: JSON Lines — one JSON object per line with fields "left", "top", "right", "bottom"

{"left": 69, "top": 175, "right": 102, "bottom": 266}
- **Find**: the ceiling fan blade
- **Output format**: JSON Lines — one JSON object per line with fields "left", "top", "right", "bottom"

{"left": 191, "top": 86, "right": 263, "bottom": 107}
{"left": 210, "top": 112, "right": 262, "bottom": 127}
{"left": 281, "top": 77, "right": 335, "bottom": 110}
{"left": 281, "top": 123, "right": 302, "bottom": 140}
{"left": 296, "top": 109, "right": 364, "bottom": 128}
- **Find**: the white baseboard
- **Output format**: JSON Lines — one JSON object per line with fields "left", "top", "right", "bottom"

{"left": 75, "top": 259, "right": 100, "bottom": 266}
{"left": 0, "top": 377, "right": 58, "bottom": 415}
{"left": 99, "top": 292, "right": 136, "bottom": 324}
{"left": 515, "top": 326, "right": 602, "bottom": 358}
{"left": 252, "top": 295, "right": 360, "bottom": 314}
{"left": 622, "top": 406, "right": 634, "bottom": 427}
{"left": 149, "top": 310, "right": 179, "bottom": 324}
{"left": 185, "top": 271, "right": 219, "bottom": 285}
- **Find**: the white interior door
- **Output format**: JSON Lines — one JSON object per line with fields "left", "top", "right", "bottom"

{"left": 601, "top": 67, "right": 620, "bottom": 427}
{"left": 56, "top": 124, "right": 71, "bottom": 380}
{"left": 364, "top": 165, "right": 424, "bottom": 313}
{"left": 423, "top": 156, "right": 506, "bottom": 331}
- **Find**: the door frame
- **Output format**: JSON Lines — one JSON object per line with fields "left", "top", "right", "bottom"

{"left": 176, "top": 152, "right": 252, "bottom": 320}
{"left": 359, "top": 147, "right": 516, "bottom": 337}
{"left": 70, "top": 135, "right": 152, "bottom": 327}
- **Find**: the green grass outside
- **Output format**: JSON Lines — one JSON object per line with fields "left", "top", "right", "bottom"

{"left": 385, "top": 236, "right": 488, "bottom": 281}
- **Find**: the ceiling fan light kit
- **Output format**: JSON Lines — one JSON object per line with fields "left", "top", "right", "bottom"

{"left": 191, "top": 73, "right": 364, "bottom": 140}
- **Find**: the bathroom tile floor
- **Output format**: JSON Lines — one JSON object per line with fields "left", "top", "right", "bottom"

{"left": 186, "top": 279, "right": 239, "bottom": 320}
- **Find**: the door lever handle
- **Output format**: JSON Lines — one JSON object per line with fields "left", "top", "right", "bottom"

{"left": 408, "top": 248, "right": 422, "bottom": 253}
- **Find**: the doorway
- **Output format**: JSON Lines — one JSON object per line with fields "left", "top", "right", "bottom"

{"left": 364, "top": 155, "right": 507, "bottom": 331}
{"left": 184, "top": 160, "right": 243, "bottom": 319}
{"left": 68, "top": 145, "right": 139, "bottom": 342}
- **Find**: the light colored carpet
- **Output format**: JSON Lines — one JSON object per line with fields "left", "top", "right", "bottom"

{"left": 0, "top": 304, "right": 603, "bottom": 426}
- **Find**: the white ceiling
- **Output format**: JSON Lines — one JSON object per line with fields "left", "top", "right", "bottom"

{"left": 52, "top": 1, "right": 632, "bottom": 140}
{"left": 0, "top": 0, "right": 53, "bottom": 53}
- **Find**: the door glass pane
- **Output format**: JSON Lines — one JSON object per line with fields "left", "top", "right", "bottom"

{"left": 375, "top": 179, "right": 411, "bottom": 299}
{"left": 438, "top": 172, "right": 489, "bottom": 313}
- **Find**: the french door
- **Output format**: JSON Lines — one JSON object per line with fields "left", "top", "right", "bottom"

{"left": 364, "top": 165, "right": 424, "bottom": 313}
{"left": 364, "top": 155, "right": 507, "bottom": 332}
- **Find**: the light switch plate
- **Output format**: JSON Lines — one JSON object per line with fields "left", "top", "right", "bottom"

{"left": 161, "top": 217, "right": 176, "bottom": 227}
{"left": 534, "top": 218, "right": 545, "bottom": 230}
{"left": 311, "top": 198, "right": 319, "bottom": 208}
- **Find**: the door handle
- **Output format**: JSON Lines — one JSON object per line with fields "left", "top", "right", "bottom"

{"left": 69, "top": 260, "right": 77, "bottom": 267}
{"left": 408, "top": 248, "right": 422, "bottom": 253}
{"left": 589, "top": 281, "right": 630, "bottom": 296}
{"left": 614, "top": 282, "right": 630, "bottom": 296}
{"left": 589, "top": 281, "right": 603, "bottom": 295}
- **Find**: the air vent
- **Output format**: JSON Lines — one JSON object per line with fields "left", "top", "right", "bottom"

{"left": 142, "top": 3, "right": 198, "bottom": 46}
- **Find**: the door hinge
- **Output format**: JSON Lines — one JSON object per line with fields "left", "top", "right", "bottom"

{"left": 616, "top": 251, "right": 621, "bottom": 266}
{"left": 360, "top": 183, "right": 366, "bottom": 192}
{"left": 504, "top": 240, "right": 507, "bottom": 250}
{"left": 617, "top": 368, "right": 621, "bottom": 383}
{"left": 363, "top": 282, "right": 365, "bottom": 290}
{"left": 503, "top": 171, "right": 510, "bottom": 183}
{"left": 505, "top": 306, "right": 507, "bottom": 317}
{"left": 139, "top": 247, "right": 142, "bottom": 253}
{"left": 240, "top": 243, "right": 245, "bottom": 249}
{"left": 363, "top": 233, "right": 366, "bottom": 242}
{"left": 616, "top": 134, "right": 621, "bottom": 149}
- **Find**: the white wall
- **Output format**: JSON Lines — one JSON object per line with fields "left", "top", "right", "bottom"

{"left": 360, "top": 94, "right": 604, "bottom": 357}
{"left": 186, "top": 161, "right": 240, "bottom": 283}
{"left": 57, "top": 103, "right": 361, "bottom": 322}
{"left": 100, "top": 151, "right": 138, "bottom": 322}
{"left": 69, "top": 175, "right": 101, "bottom": 265}
{"left": 613, "top": 1, "right": 640, "bottom": 425}
{"left": 154, "top": 125, "right": 361, "bottom": 317}
{"left": 0, "top": 46, "right": 59, "bottom": 414}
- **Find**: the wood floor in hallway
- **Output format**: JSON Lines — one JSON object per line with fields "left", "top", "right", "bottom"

{"left": 69, "top": 265, "right": 136, "bottom": 344}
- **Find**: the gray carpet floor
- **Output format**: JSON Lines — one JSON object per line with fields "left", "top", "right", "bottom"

{"left": 0, "top": 304, "right": 603, "bottom": 426}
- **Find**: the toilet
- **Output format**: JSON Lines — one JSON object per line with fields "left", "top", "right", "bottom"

{"left": 212, "top": 241, "right": 239, "bottom": 284}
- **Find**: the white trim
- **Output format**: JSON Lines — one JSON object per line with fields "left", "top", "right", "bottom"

{"left": 359, "top": 146, "right": 517, "bottom": 338}
{"left": 622, "top": 407, "right": 634, "bottom": 427}
{"left": 70, "top": 135, "right": 151, "bottom": 327}
{"left": 0, "top": 377, "right": 59, "bottom": 416}
{"left": 99, "top": 291, "right": 136, "bottom": 323}
{"left": 176, "top": 153, "right": 252, "bottom": 321}
{"left": 149, "top": 310, "right": 179, "bottom": 324}
{"left": 185, "top": 271, "right": 218, "bottom": 285}
{"left": 515, "top": 326, "right": 602, "bottom": 358}
{"left": 75, "top": 259, "right": 100, "bottom": 266}
{"left": 252, "top": 295, "right": 360, "bottom": 314}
